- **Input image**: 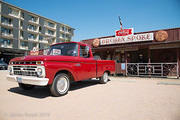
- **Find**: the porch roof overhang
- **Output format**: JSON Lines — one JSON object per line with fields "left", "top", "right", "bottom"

{"left": 92, "top": 40, "right": 180, "bottom": 52}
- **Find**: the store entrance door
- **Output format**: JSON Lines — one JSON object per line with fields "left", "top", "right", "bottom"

{"left": 128, "top": 49, "right": 148, "bottom": 63}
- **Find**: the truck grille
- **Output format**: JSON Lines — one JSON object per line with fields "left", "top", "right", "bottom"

{"left": 13, "top": 66, "right": 37, "bottom": 77}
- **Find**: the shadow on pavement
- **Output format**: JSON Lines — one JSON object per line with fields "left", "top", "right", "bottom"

{"left": 8, "top": 86, "right": 51, "bottom": 99}
{"left": 70, "top": 80, "right": 99, "bottom": 91}
{"left": 8, "top": 80, "right": 100, "bottom": 99}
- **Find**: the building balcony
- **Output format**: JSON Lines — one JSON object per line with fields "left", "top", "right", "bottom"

{"left": 39, "top": 40, "right": 49, "bottom": 44}
{"left": 19, "top": 36, "right": 24, "bottom": 40}
{"left": 28, "top": 20, "right": 39, "bottom": 25}
{"left": 1, "top": 33, "right": 13, "bottom": 39}
{"left": 1, "top": 22, "right": 13, "bottom": 27}
{"left": 27, "top": 28, "right": 39, "bottom": 34}
{"left": 8, "top": 13, "right": 20, "bottom": 18}
{"left": 45, "top": 33, "right": 56, "bottom": 37}
{"left": 44, "top": 24, "right": 56, "bottom": 30}
{"left": 20, "top": 46, "right": 28, "bottom": 50}
{"left": 20, "top": 16, "right": 24, "bottom": 20}
{"left": 0, "top": 44, "right": 13, "bottom": 48}
{"left": 60, "top": 29, "right": 64, "bottom": 32}
{"left": 28, "top": 38, "right": 38, "bottom": 42}
{"left": 59, "top": 36, "right": 64, "bottom": 39}
{"left": 20, "top": 26, "right": 23, "bottom": 30}
{"left": 59, "top": 30, "right": 72, "bottom": 35}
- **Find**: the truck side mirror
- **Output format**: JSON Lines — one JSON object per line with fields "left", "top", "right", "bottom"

{"left": 84, "top": 46, "right": 90, "bottom": 58}
{"left": 85, "top": 46, "right": 89, "bottom": 53}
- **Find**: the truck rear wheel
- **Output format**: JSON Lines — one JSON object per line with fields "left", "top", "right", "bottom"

{"left": 99, "top": 72, "right": 109, "bottom": 84}
{"left": 50, "top": 73, "right": 70, "bottom": 97}
{"left": 18, "top": 83, "right": 35, "bottom": 90}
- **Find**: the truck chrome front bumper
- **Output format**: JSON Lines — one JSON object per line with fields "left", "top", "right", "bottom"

{"left": 7, "top": 75, "right": 49, "bottom": 86}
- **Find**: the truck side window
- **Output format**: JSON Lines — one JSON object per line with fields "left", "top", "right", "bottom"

{"left": 80, "top": 45, "right": 90, "bottom": 58}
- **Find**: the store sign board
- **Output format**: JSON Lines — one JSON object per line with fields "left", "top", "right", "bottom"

{"left": 115, "top": 28, "right": 134, "bottom": 36}
{"left": 30, "top": 47, "right": 39, "bottom": 55}
{"left": 100, "top": 33, "right": 154, "bottom": 45}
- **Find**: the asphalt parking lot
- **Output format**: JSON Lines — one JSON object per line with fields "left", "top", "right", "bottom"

{"left": 0, "top": 70, "right": 180, "bottom": 120}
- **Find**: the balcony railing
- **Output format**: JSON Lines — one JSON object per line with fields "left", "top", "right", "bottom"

{"left": 0, "top": 44, "right": 13, "bottom": 48}
{"left": 27, "top": 28, "right": 38, "bottom": 33}
{"left": 28, "top": 38, "right": 38, "bottom": 41}
{"left": 44, "top": 24, "right": 56, "bottom": 30}
{"left": 39, "top": 40, "right": 48, "bottom": 44}
{"left": 29, "top": 20, "right": 39, "bottom": 24}
{"left": 20, "top": 46, "right": 28, "bottom": 50}
{"left": 1, "top": 22, "right": 13, "bottom": 27}
{"left": 45, "top": 33, "right": 55, "bottom": 37}
{"left": 8, "top": 13, "right": 20, "bottom": 18}
{"left": 1, "top": 33, "right": 13, "bottom": 38}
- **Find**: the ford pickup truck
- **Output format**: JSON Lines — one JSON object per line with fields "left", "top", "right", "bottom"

{"left": 7, "top": 42, "right": 115, "bottom": 96}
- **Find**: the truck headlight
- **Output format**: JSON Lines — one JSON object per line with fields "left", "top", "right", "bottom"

{"left": 8, "top": 66, "right": 13, "bottom": 75}
{"left": 37, "top": 66, "right": 45, "bottom": 77}
{"left": 37, "top": 68, "right": 43, "bottom": 76}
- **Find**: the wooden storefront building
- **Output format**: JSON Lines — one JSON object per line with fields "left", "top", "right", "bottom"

{"left": 82, "top": 27, "right": 180, "bottom": 78}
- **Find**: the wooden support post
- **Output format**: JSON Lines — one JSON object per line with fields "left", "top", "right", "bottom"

{"left": 125, "top": 51, "right": 127, "bottom": 76}
{"left": 177, "top": 48, "right": 179, "bottom": 78}
{"left": 148, "top": 48, "right": 151, "bottom": 78}
{"left": 148, "top": 48, "right": 151, "bottom": 63}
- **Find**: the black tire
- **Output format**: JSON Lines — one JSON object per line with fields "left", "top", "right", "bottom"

{"left": 18, "top": 83, "right": 35, "bottom": 90}
{"left": 99, "top": 72, "right": 109, "bottom": 84}
{"left": 50, "top": 73, "right": 70, "bottom": 97}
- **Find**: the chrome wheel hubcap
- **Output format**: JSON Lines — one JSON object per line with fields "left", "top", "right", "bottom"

{"left": 57, "top": 76, "right": 68, "bottom": 93}
{"left": 103, "top": 73, "right": 108, "bottom": 82}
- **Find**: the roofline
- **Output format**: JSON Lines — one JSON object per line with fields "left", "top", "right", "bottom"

{"left": 0, "top": 1, "right": 75, "bottom": 29}
{"left": 51, "top": 41, "right": 87, "bottom": 46}
{"left": 81, "top": 27, "right": 180, "bottom": 41}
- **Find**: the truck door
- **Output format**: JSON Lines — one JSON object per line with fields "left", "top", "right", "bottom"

{"left": 76, "top": 45, "right": 96, "bottom": 81}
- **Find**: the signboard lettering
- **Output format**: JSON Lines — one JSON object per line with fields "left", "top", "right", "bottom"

{"left": 100, "top": 33, "right": 154, "bottom": 45}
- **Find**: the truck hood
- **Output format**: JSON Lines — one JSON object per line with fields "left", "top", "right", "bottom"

{"left": 10, "top": 55, "right": 80, "bottom": 62}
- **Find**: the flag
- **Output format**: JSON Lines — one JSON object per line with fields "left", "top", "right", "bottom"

{"left": 119, "top": 16, "right": 122, "bottom": 25}
{"left": 118, "top": 16, "right": 123, "bottom": 30}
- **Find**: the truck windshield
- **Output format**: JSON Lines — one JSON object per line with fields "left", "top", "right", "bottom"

{"left": 48, "top": 43, "right": 78, "bottom": 56}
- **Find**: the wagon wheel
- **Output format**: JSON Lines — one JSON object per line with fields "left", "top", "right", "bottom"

{"left": 127, "top": 64, "right": 138, "bottom": 75}
{"left": 163, "top": 64, "right": 176, "bottom": 76}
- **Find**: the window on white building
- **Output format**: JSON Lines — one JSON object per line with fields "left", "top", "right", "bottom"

{"left": 28, "top": 24, "right": 37, "bottom": 31}
{"left": 48, "top": 29, "right": 54, "bottom": 35}
{"left": 0, "top": 38, "right": 12, "bottom": 46}
{"left": 28, "top": 33, "right": 36, "bottom": 40}
{"left": 1, "top": 27, "right": 12, "bottom": 36}
{"left": 1, "top": 16, "right": 12, "bottom": 25}
{"left": 29, "top": 15, "right": 37, "bottom": 22}
{"left": 8, "top": 7, "right": 19, "bottom": 16}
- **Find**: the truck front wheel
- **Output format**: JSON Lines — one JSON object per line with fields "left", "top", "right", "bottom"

{"left": 99, "top": 72, "right": 109, "bottom": 84}
{"left": 50, "top": 73, "right": 70, "bottom": 97}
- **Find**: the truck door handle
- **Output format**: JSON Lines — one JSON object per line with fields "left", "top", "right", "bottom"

{"left": 75, "top": 63, "right": 81, "bottom": 67}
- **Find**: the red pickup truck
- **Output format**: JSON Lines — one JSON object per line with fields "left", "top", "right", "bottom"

{"left": 7, "top": 42, "right": 115, "bottom": 96}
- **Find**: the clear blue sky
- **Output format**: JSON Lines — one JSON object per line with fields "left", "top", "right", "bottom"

{"left": 4, "top": 0, "right": 180, "bottom": 41}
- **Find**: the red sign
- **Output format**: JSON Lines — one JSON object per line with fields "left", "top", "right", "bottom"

{"left": 115, "top": 28, "right": 134, "bottom": 36}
